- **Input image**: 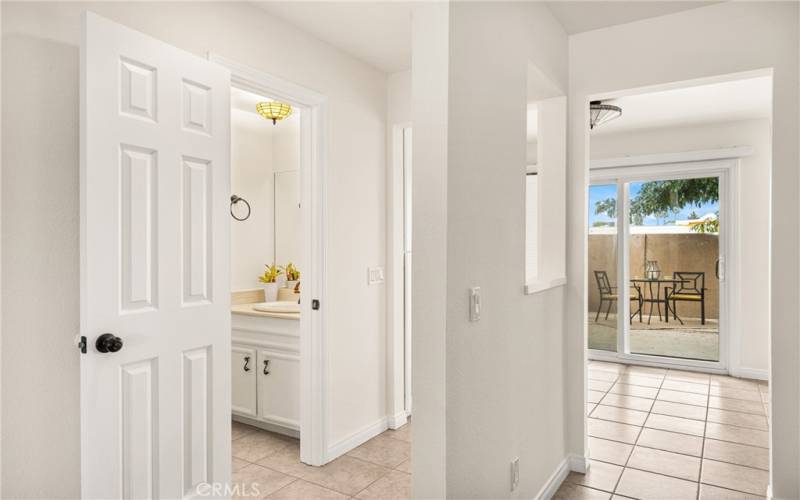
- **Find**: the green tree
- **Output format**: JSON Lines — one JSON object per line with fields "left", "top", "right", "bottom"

{"left": 594, "top": 178, "right": 718, "bottom": 227}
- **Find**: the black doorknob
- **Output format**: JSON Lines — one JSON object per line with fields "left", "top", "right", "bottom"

{"left": 96, "top": 333, "right": 124, "bottom": 353}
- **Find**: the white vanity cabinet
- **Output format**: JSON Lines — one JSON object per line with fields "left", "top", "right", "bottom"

{"left": 231, "top": 310, "right": 300, "bottom": 437}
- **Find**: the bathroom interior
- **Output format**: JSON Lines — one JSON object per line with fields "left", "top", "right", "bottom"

{"left": 229, "top": 87, "right": 304, "bottom": 441}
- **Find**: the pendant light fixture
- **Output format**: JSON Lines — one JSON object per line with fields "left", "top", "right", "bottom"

{"left": 589, "top": 100, "right": 622, "bottom": 129}
{"left": 256, "top": 101, "right": 293, "bottom": 125}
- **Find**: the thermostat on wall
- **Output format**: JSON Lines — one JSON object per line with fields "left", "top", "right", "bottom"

{"left": 368, "top": 266, "right": 385, "bottom": 285}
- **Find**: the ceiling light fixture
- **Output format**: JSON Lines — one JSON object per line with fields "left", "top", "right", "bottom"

{"left": 256, "top": 101, "right": 292, "bottom": 125}
{"left": 589, "top": 100, "right": 622, "bottom": 129}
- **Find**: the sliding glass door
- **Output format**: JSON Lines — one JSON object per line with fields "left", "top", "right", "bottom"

{"left": 588, "top": 163, "right": 729, "bottom": 368}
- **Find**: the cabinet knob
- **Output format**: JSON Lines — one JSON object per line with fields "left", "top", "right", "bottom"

{"left": 263, "top": 359, "right": 270, "bottom": 375}
{"left": 243, "top": 356, "right": 251, "bottom": 372}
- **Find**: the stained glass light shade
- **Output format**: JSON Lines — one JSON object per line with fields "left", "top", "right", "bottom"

{"left": 589, "top": 100, "right": 622, "bottom": 129}
{"left": 256, "top": 101, "right": 292, "bottom": 125}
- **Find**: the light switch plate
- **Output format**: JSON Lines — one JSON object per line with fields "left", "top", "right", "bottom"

{"left": 368, "top": 266, "right": 385, "bottom": 285}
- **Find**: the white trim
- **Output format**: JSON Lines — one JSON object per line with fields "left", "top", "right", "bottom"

{"left": 525, "top": 276, "right": 567, "bottom": 295}
{"left": 591, "top": 146, "right": 753, "bottom": 170}
{"left": 588, "top": 349, "right": 729, "bottom": 374}
{"left": 535, "top": 456, "right": 570, "bottom": 500}
{"left": 210, "top": 53, "right": 329, "bottom": 467}
{"left": 568, "top": 453, "right": 589, "bottom": 474}
{"left": 326, "top": 417, "right": 388, "bottom": 462}
{"left": 387, "top": 410, "right": 408, "bottom": 430}
{"left": 729, "top": 366, "right": 769, "bottom": 381}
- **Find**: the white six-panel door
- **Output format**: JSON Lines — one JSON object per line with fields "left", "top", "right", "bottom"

{"left": 80, "top": 12, "right": 230, "bottom": 498}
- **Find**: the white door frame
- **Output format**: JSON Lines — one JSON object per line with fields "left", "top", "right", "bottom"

{"left": 209, "top": 54, "right": 328, "bottom": 466}
{"left": 587, "top": 154, "right": 743, "bottom": 374}
{"left": 402, "top": 127, "right": 413, "bottom": 415}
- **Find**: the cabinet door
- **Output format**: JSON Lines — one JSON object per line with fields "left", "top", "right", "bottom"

{"left": 257, "top": 350, "right": 300, "bottom": 429}
{"left": 232, "top": 345, "right": 257, "bottom": 417}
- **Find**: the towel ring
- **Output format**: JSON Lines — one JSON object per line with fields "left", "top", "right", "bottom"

{"left": 230, "top": 194, "right": 251, "bottom": 221}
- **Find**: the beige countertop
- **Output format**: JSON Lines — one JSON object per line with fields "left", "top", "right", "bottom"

{"left": 231, "top": 302, "right": 300, "bottom": 320}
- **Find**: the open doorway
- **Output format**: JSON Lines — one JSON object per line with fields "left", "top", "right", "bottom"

{"left": 569, "top": 72, "right": 773, "bottom": 499}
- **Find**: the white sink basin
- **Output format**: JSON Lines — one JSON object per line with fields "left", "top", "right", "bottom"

{"left": 252, "top": 301, "right": 300, "bottom": 314}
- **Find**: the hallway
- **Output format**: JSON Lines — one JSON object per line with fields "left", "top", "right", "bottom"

{"left": 556, "top": 361, "right": 769, "bottom": 499}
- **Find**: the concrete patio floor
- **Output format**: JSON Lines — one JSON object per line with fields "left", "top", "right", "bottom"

{"left": 589, "top": 313, "right": 719, "bottom": 361}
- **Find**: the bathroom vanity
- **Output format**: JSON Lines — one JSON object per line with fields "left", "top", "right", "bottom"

{"left": 231, "top": 297, "right": 300, "bottom": 438}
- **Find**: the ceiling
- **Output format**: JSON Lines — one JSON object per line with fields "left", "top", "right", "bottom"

{"left": 545, "top": 1, "right": 720, "bottom": 35}
{"left": 252, "top": 1, "right": 413, "bottom": 73}
{"left": 252, "top": 2, "right": 719, "bottom": 74}
{"left": 591, "top": 76, "right": 772, "bottom": 136}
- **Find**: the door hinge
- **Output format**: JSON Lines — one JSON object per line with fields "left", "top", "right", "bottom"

{"left": 77, "top": 335, "right": 87, "bottom": 354}
{"left": 311, "top": 299, "right": 320, "bottom": 310}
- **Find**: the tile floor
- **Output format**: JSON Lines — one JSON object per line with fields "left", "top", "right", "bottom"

{"left": 558, "top": 361, "right": 769, "bottom": 500}
{"left": 231, "top": 420, "right": 411, "bottom": 499}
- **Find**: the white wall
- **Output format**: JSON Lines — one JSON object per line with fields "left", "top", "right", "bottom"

{"left": 412, "top": 2, "right": 569, "bottom": 497}
{"left": 1, "top": 2, "right": 388, "bottom": 497}
{"left": 566, "top": 3, "right": 799, "bottom": 496}
{"left": 590, "top": 119, "right": 771, "bottom": 376}
{"left": 231, "top": 109, "right": 276, "bottom": 290}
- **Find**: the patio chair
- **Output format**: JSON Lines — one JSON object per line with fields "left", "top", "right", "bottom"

{"left": 594, "top": 270, "right": 643, "bottom": 324}
{"left": 670, "top": 271, "right": 707, "bottom": 325}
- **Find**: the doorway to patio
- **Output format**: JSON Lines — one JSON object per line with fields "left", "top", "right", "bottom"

{"left": 588, "top": 163, "right": 730, "bottom": 367}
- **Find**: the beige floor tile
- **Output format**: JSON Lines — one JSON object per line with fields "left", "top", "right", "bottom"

{"left": 347, "top": 434, "right": 410, "bottom": 468}
{"left": 590, "top": 361, "right": 626, "bottom": 374}
{"left": 622, "top": 365, "right": 667, "bottom": 378}
{"left": 590, "top": 370, "right": 621, "bottom": 382}
{"left": 256, "top": 442, "right": 316, "bottom": 478}
{"left": 703, "top": 439, "right": 769, "bottom": 471}
{"left": 233, "top": 431, "right": 294, "bottom": 463}
{"left": 626, "top": 446, "right": 701, "bottom": 481}
{"left": 299, "top": 456, "right": 391, "bottom": 496}
{"left": 267, "top": 479, "right": 348, "bottom": 500}
{"left": 710, "top": 386, "right": 763, "bottom": 402}
{"left": 701, "top": 459, "right": 769, "bottom": 496}
{"left": 232, "top": 464, "right": 296, "bottom": 499}
{"left": 708, "top": 396, "right": 765, "bottom": 415}
{"left": 589, "top": 390, "right": 606, "bottom": 404}
{"left": 666, "top": 370, "right": 710, "bottom": 384}
{"left": 645, "top": 413, "right": 706, "bottom": 437}
{"left": 590, "top": 405, "right": 649, "bottom": 426}
{"left": 661, "top": 380, "right": 709, "bottom": 395}
{"left": 566, "top": 460, "right": 623, "bottom": 493}
{"left": 553, "top": 482, "right": 612, "bottom": 500}
{"left": 587, "top": 403, "right": 597, "bottom": 415}
{"left": 699, "top": 483, "right": 765, "bottom": 500}
{"left": 588, "top": 418, "right": 641, "bottom": 444}
{"left": 705, "top": 422, "right": 768, "bottom": 448}
{"left": 233, "top": 457, "right": 251, "bottom": 472}
{"left": 616, "top": 374, "right": 663, "bottom": 388}
{"left": 609, "top": 382, "right": 659, "bottom": 399}
{"left": 590, "top": 379, "right": 614, "bottom": 392}
{"left": 706, "top": 408, "right": 768, "bottom": 430}
{"left": 657, "top": 389, "right": 708, "bottom": 407}
{"left": 395, "top": 459, "right": 411, "bottom": 473}
{"left": 588, "top": 437, "right": 633, "bottom": 466}
{"left": 710, "top": 376, "right": 760, "bottom": 392}
{"left": 386, "top": 422, "right": 412, "bottom": 443}
{"left": 354, "top": 470, "right": 410, "bottom": 500}
{"left": 651, "top": 400, "right": 707, "bottom": 421}
{"left": 599, "top": 393, "right": 654, "bottom": 412}
{"left": 616, "top": 468, "right": 698, "bottom": 499}
{"left": 233, "top": 421, "right": 258, "bottom": 440}
{"left": 637, "top": 428, "right": 704, "bottom": 457}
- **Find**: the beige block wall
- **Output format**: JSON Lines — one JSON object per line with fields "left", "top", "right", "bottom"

{"left": 588, "top": 233, "right": 720, "bottom": 320}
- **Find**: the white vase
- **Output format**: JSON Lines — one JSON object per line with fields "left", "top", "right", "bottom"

{"left": 263, "top": 282, "right": 279, "bottom": 302}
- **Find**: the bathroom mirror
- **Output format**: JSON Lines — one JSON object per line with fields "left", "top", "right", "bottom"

{"left": 274, "top": 170, "right": 300, "bottom": 264}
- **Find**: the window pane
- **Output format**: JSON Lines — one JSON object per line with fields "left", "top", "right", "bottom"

{"left": 588, "top": 183, "right": 618, "bottom": 352}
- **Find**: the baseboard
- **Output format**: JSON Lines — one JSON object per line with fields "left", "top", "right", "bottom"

{"left": 535, "top": 456, "right": 571, "bottom": 500}
{"left": 766, "top": 484, "right": 773, "bottom": 500}
{"left": 326, "top": 416, "right": 388, "bottom": 462}
{"left": 730, "top": 366, "right": 768, "bottom": 381}
{"left": 568, "top": 453, "right": 589, "bottom": 474}
{"left": 387, "top": 410, "right": 408, "bottom": 429}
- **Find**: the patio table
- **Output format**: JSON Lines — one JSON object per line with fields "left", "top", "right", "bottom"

{"left": 630, "top": 277, "right": 689, "bottom": 325}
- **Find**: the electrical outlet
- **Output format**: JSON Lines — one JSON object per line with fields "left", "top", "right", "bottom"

{"left": 367, "top": 266, "right": 385, "bottom": 285}
{"left": 511, "top": 457, "right": 520, "bottom": 491}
